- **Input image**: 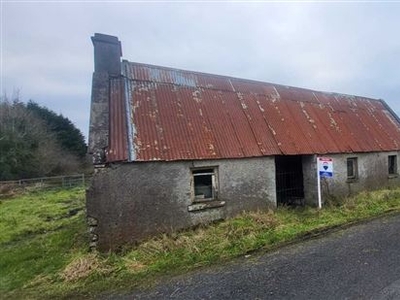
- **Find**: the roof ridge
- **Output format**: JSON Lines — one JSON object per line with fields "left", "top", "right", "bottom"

{"left": 122, "top": 60, "right": 380, "bottom": 103}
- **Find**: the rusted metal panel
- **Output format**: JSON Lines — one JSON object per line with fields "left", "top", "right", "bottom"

{"left": 302, "top": 101, "right": 344, "bottom": 153}
{"left": 108, "top": 77, "right": 128, "bottom": 162}
{"left": 313, "top": 92, "right": 361, "bottom": 153}
{"left": 219, "top": 90, "right": 263, "bottom": 158}
{"left": 239, "top": 93, "right": 281, "bottom": 155}
{"left": 374, "top": 108, "right": 400, "bottom": 149}
{"left": 274, "top": 99, "right": 315, "bottom": 154}
{"left": 283, "top": 100, "right": 330, "bottom": 154}
{"left": 332, "top": 94, "right": 381, "bottom": 152}
{"left": 230, "top": 79, "right": 278, "bottom": 95}
{"left": 258, "top": 96, "right": 309, "bottom": 155}
{"left": 125, "top": 61, "right": 233, "bottom": 91}
{"left": 107, "top": 62, "right": 400, "bottom": 162}
{"left": 196, "top": 73, "right": 234, "bottom": 91}
{"left": 195, "top": 88, "right": 236, "bottom": 159}
{"left": 130, "top": 82, "right": 164, "bottom": 161}
{"left": 274, "top": 85, "right": 320, "bottom": 104}
{"left": 357, "top": 100, "right": 400, "bottom": 151}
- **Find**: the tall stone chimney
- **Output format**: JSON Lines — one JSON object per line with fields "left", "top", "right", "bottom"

{"left": 88, "top": 33, "right": 122, "bottom": 164}
{"left": 92, "top": 33, "right": 122, "bottom": 75}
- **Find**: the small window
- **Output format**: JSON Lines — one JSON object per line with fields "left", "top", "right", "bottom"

{"left": 347, "top": 157, "right": 358, "bottom": 180}
{"left": 388, "top": 155, "right": 397, "bottom": 175}
{"left": 192, "top": 168, "right": 218, "bottom": 201}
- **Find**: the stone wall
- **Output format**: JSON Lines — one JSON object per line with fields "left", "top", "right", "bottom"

{"left": 86, "top": 156, "right": 276, "bottom": 251}
{"left": 302, "top": 152, "right": 400, "bottom": 206}
{"left": 87, "top": 151, "right": 400, "bottom": 250}
{"left": 326, "top": 151, "right": 400, "bottom": 198}
{"left": 302, "top": 155, "right": 318, "bottom": 206}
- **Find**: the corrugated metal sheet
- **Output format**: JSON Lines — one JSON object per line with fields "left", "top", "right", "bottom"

{"left": 107, "top": 61, "right": 400, "bottom": 162}
{"left": 108, "top": 77, "right": 128, "bottom": 162}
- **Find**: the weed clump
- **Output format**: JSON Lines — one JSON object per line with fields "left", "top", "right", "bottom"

{"left": 61, "top": 253, "right": 100, "bottom": 282}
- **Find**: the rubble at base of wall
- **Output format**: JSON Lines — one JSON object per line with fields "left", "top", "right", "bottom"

{"left": 87, "top": 216, "right": 99, "bottom": 250}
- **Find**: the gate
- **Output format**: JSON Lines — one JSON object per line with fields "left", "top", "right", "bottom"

{"left": 275, "top": 156, "right": 305, "bottom": 206}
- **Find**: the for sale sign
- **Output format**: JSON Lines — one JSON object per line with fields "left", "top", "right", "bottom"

{"left": 318, "top": 157, "right": 333, "bottom": 178}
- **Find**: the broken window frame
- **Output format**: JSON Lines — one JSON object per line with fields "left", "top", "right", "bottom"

{"left": 191, "top": 167, "right": 218, "bottom": 202}
{"left": 388, "top": 155, "right": 398, "bottom": 176}
{"left": 347, "top": 157, "right": 358, "bottom": 180}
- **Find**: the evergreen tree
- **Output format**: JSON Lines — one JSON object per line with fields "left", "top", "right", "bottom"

{"left": 0, "top": 97, "right": 84, "bottom": 180}
{"left": 27, "top": 101, "right": 87, "bottom": 159}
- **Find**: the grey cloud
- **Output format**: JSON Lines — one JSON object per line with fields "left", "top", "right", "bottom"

{"left": 3, "top": 2, "right": 400, "bottom": 140}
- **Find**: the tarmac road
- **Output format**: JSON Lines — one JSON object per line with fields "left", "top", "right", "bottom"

{"left": 107, "top": 213, "right": 400, "bottom": 300}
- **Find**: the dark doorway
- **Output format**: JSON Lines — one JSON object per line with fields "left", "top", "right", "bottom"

{"left": 275, "top": 155, "right": 305, "bottom": 206}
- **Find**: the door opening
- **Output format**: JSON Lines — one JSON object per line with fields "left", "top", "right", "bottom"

{"left": 275, "top": 155, "right": 305, "bottom": 206}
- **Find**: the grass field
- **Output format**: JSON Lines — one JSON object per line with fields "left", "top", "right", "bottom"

{"left": 2, "top": 186, "right": 400, "bottom": 299}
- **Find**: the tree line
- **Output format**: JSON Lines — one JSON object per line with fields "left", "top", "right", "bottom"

{"left": 0, "top": 97, "right": 89, "bottom": 181}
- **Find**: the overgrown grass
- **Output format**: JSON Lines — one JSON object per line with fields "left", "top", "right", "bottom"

{"left": 0, "top": 188, "right": 87, "bottom": 298}
{"left": 2, "top": 187, "right": 400, "bottom": 299}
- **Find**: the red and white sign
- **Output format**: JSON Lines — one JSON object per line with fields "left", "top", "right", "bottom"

{"left": 318, "top": 157, "right": 333, "bottom": 178}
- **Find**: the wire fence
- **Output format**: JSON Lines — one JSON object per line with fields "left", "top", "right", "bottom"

{"left": 276, "top": 171, "right": 305, "bottom": 206}
{"left": 0, "top": 174, "right": 90, "bottom": 194}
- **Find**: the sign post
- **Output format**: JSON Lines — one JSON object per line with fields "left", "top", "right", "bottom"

{"left": 317, "top": 157, "right": 333, "bottom": 209}
{"left": 317, "top": 164, "right": 322, "bottom": 209}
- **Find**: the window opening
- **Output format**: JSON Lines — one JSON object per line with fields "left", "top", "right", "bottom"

{"left": 192, "top": 168, "right": 217, "bottom": 201}
{"left": 347, "top": 157, "right": 358, "bottom": 179}
{"left": 389, "top": 155, "right": 397, "bottom": 175}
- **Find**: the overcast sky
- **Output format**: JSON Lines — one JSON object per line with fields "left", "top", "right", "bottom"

{"left": 2, "top": 1, "right": 400, "bottom": 141}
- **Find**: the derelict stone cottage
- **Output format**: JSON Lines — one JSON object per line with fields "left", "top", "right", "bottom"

{"left": 87, "top": 33, "right": 400, "bottom": 251}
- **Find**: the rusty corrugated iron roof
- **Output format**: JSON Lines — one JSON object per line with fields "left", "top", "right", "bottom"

{"left": 108, "top": 77, "right": 128, "bottom": 162}
{"left": 107, "top": 61, "right": 400, "bottom": 162}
